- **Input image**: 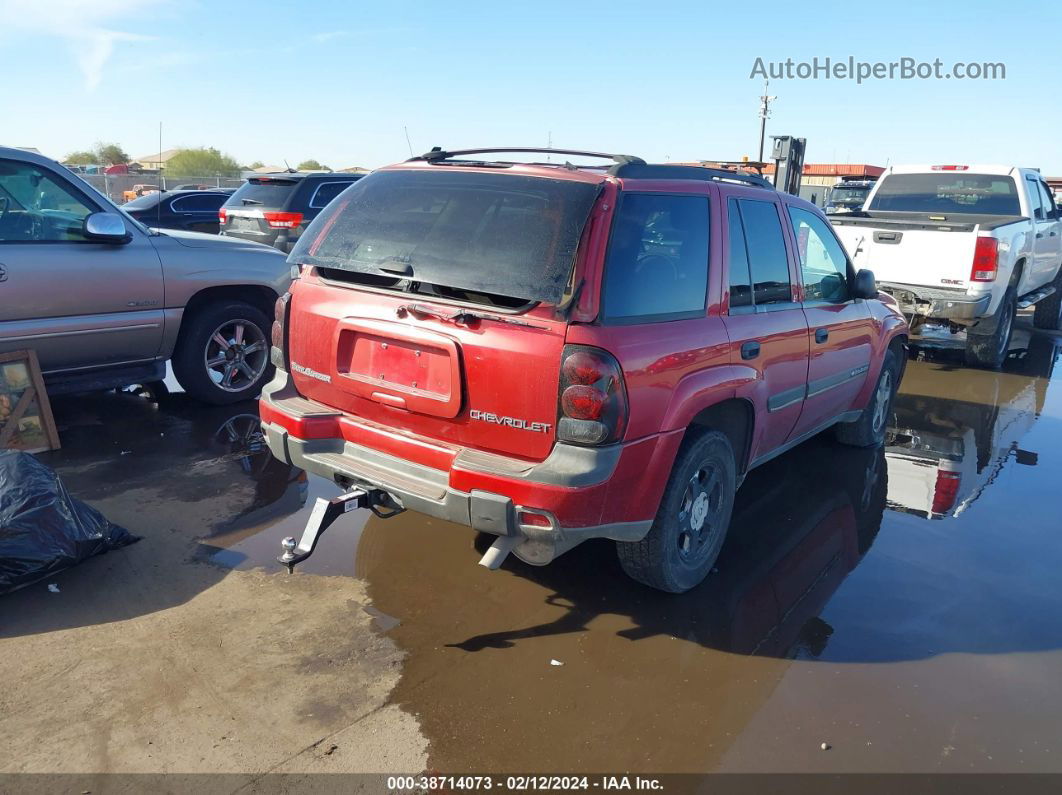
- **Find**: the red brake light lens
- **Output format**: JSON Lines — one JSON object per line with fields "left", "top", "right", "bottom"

{"left": 557, "top": 345, "right": 627, "bottom": 445}
{"left": 561, "top": 385, "right": 607, "bottom": 420}
{"left": 218, "top": 207, "right": 227, "bottom": 224}
{"left": 931, "top": 165, "right": 969, "bottom": 171}
{"left": 271, "top": 292, "right": 291, "bottom": 370}
{"left": 970, "top": 237, "right": 998, "bottom": 282}
{"left": 263, "top": 211, "right": 304, "bottom": 229}
{"left": 932, "top": 471, "right": 961, "bottom": 515}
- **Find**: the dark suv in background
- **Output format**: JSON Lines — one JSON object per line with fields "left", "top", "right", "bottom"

{"left": 219, "top": 171, "right": 364, "bottom": 251}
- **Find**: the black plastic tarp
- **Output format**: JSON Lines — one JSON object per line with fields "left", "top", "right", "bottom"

{"left": 0, "top": 450, "right": 139, "bottom": 594}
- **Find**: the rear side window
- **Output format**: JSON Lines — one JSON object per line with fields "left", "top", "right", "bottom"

{"left": 225, "top": 178, "right": 298, "bottom": 209}
{"left": 602, "top": 193, "right": 709, "bottom": 322}
{"left": 171, "top": 193, "right": 227, "bottom": 212}
{"left": 309, "top": 180, "right": 356, "bottom": 209}
{"left": 734, "top": 199, "right": 792, "bottom": 305}
{"left": 727, "top": 199, "right": 752, "bottom": 308}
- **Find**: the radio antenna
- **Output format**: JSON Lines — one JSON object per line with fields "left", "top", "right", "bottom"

{"left": 403, "top": 126, "right": 414, "bottom": 158}
{"left": 156, "top": 121, "right": 163, "bottom": 233}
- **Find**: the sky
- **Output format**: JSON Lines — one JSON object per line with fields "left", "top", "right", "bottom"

{"left": 1, "top": 0, "right": 1060, "bottom": 173}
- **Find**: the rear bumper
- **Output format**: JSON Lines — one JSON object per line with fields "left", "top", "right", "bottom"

{"left": 259, "top": 370, "right": 659, "bottom": 565}
{"left": 879, "top": 282, "right": 991, "bottom": 322}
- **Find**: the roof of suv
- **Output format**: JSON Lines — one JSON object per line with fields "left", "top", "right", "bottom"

{"left": 243, "top": 171, "right": 346, "bottom": 181}
{"left": 381, "top": 147, "right": 776, "bottom": 191}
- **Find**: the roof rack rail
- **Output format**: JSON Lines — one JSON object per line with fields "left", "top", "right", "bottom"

{"left": 410, "top": 147, "right": 646, "bottom": 166}
{"left": 607, "top": 162, "right": 774, "bottom": 189}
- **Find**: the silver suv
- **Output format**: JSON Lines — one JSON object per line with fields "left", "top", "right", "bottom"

{"left": 0, "top": 146, "right": 289, "bottom": 404}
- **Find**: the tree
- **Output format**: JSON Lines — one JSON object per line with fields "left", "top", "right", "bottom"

{"left": 248, "top": 161, "right": 264, "bottom": 170}
{"left": 94, "top": 141, "right": 129, "bottom": 165}
{"left": 64, "top": 150, "right": 99, "bottom": 165}
{"left": 297, "top": 159, "right": 330, "bottom": 172}
{"left": 164, "top": 147, "right": 242, "bottom": 177}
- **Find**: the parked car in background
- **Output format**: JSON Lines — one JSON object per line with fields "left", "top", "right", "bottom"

{"left": 172, "top": 183, "right": 218, "bottom": 191}
{"left": 824, "top": 178, "right": 876, "bottom": 214}
{"left": 0, "top": 146, "right": 289, "bottom": 404}
{"left": 220, "top": 171, "right": 365, "bottom": 252}
{"left": 122, "top": 188, "right": 234, "bottom": 234}
{"left": 831, "top": 165, "right": 1062, "bottom": 369}
{"left": 121, "top": 183, "right": 159, "bottom": 202}
{"left": 260, "top": 147, "right": 908, "bottom": 592}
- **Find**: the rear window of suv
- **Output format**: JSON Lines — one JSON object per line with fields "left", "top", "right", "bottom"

{"left": 868, "top": 173, "right": 1020, "bottom": 215}
{"left": 225, "top": 177, "right": 299, "bottom": 209}
{"left": 290, "top": 169, "right": 600, "bottom": 305}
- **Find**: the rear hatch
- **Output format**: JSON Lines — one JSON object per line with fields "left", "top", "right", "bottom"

{"left": 284, "top": 166, "right": 603, "bottom": 461}
{"left": 220, "top": 176, "right": 302, "bottom": 246}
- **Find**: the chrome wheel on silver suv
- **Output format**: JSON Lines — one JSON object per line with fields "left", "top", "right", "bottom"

{"left": 204, "top": 319, "right": 269, "bottom": 393}
{"left": 172, "top": 300, "right": 274, "bottom": 405}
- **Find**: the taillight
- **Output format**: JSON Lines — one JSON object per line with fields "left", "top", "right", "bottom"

{"left": 931, "top": 165, "right": 969, "bottom": 171}
{"left": 557, "top": 345, "right": 627, "bottom": 445}
{"left": 271, "top": 292, "right": 291, "bottom": 370}
{"left": 932, "top": 470, "right": 961, "bottom": 515}
{"left": 970, "top": 237, "right": 998, "bottom": 282}
{"left": 263, "top": 211, "right": 304, "bottom": 229}
{"left": 218, "top": 207, "right": 227, "bottom": 225}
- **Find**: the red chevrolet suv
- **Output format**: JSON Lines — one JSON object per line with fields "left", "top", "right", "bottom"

{"left": 260, "top": 148, "right": 908, "bottom": 592}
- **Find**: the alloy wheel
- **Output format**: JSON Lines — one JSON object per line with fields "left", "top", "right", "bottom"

{"left": 204, "top": 319, "right": 268, "bottom": 393}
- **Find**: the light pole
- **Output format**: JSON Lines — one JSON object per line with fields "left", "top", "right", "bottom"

{"left": 757, "top": 80, "right": 777, "bottom": 163}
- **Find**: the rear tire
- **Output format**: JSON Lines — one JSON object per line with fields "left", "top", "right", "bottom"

{"left": 965, "top": 288, "right": 1016, "bottom": 369}
{"left": 616, "top": 429, "right": 736, "bottom": 593}
{"left": 172, "top": 301, "right": 273, "bottom": 405}
{"left": 835, "top": 348, "right": 899, "bottom": 448}
{"left": 1033, "top": 270, "right": 1062, "bottom": 330}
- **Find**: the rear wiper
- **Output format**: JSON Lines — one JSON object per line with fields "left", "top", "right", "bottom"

{"left": 241, "top": 198, "right": 263, "bottom": 205}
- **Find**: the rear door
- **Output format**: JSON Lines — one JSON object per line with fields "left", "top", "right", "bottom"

{"left": 721, "top": 194, "right": 810, "bottom": 459}
{"left": 0, "top": 157, "right": 164, "bottom": 372}
{"left": 786, "top": 205, "right": 875, "bottom": 436}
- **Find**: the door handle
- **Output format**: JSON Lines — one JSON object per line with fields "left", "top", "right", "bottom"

{"left": 1052, "top": 231, "right": 1058, "bottom": 237}
{"left": 1036, "top": 232, "right": 1044, "bottom": 239}
{"left": 740, "top": 341, "right": 760, "bottom": 360}
{"left": 0, "top": 263, "right": 6, "bottom": 282}
{"left": 815, "top": 328, "right": 829, "bottom": 344}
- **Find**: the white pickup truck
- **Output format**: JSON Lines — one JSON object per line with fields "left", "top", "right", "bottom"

{"left": 830, "top": 165, "right": 1062, "bottom": 368}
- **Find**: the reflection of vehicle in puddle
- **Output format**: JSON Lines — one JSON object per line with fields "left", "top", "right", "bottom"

{"left": 885, "top": 331, "right": 1056, "bottom": 519}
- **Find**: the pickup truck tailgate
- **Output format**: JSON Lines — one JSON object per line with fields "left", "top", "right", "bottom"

{"left": 833, "top": 219, "right": 977, "bottom": 289}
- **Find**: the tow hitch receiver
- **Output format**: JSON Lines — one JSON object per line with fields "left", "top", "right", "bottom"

{"left": 278, "top": 489, "right": 367, "bottom": 573}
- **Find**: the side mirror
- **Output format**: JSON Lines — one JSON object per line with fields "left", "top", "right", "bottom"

{"left": 853, "top": 268, "right": 877, "bottom": 300}
{"left": 83, "top": 212, "right": 130, "bottom": 243}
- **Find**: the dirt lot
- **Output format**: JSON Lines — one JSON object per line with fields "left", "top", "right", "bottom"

{"left": 4, "top": 323, "right": 1062, "bottom": 786}
{"left": 0, "top": 395, "right": 426, "bottom": 780}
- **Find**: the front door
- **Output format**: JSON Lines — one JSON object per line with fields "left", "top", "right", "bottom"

{"left": 786, "top": 205, "right": 876, "bottom": 436}
{"left": 0, "top": 158, "right": 165, "bottom": 373}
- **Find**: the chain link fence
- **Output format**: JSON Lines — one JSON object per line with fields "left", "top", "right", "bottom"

{"left": 79, "top": 173, "right": 246, "bottom": 205}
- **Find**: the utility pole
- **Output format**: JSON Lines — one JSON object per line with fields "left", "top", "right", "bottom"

{"left": 757, "top": 80, "right": 777, "bottom": 163}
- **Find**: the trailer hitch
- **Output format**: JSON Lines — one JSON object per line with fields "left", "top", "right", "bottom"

{"left": 278, "top": 488, "right": 405, "bottom": 573}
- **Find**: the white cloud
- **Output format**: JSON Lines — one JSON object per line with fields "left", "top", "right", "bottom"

{"left": 0, "top": 0, "right": 163, "bottom": 90}
{"left": 312, "top": 30, "right": 350, "bottom": 43}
